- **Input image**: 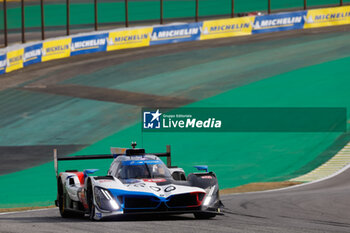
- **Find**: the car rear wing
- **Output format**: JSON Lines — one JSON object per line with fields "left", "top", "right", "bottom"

{"left": 53, "top": 145, "right": 171, "bottom": 178}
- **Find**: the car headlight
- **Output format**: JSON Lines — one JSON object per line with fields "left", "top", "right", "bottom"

{"left": 203, "top": 185, "right": 216, "bottom": 206}
{"left": 94, "top": 187, "right": 120, "bottom": 211}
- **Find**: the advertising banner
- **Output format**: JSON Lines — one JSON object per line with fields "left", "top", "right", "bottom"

{"left": 6, "top": 48, "right": 24, "bottom": 73}
{"left": 150, "top": 23, "right": 202, "bottom": 45}
{"left": 200, "top": 17, "right": 254, "bottom": 40}
{"left": 71, "top": 33, "right": 108, "bottom": 56}
{"left": 304, "top": 6, "right": 350, "bottom": 28}
{"left": 0, "top": 54, "right": 6, "bottom": 75}
{"left": 107, "top": 27, "right": 153, "bottom": 51}
{"left": 42, "top": 38, "right": 71, "bottom": 62}
{"left": 2, "top": 6, "right": 350, "bottom": 76}
{"left": 23, "top": 43, "right": 42, "bottom": 67}
{"left": 252, "top": 11, "right": 307, "bottom": 34}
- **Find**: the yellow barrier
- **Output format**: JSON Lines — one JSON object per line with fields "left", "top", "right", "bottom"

{"left": 304, "top": 6, "right": 350, "bottom": 28}
{"left": 107, "top": 28, "right": 153, "bottom": 51}
{"left": 42, "top": 38, "right": 71, "bottom": 62}
{"left": 200, "top": 17, "right": 254, "bottom": 40}
{"left": 6, "top": 48, "right": 24, "bottom": 73}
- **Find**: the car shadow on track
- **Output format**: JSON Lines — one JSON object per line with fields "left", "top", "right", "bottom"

{"left": 0, "top": 214, "right": 220, "bottom": 223}
{"left": 100, "top": 214, "right": 207, "bottom": 222}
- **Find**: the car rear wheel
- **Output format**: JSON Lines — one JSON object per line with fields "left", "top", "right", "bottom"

{"left": 58, "top": 178, "right": 73, "bottom": 218}
{"left": 58, "top": 178, "right": 84, "bottom": 218}
{"left": 86, "top": 179, "right": 95, "bottom": 220}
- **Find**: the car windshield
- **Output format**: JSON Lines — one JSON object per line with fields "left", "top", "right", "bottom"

{"left": 117, "top": 160, "right": 171, "bottom": 179}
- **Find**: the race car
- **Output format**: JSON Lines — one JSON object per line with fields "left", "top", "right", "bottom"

{"left": 54, "top": 143, "right": 223, "bottom": 220}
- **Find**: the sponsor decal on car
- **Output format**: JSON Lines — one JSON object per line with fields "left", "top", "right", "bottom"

{"left": 98, "top": 179, "right": 113, "bottom": 183}
{"left": 124, "top": 179, "right": 141, "bottom": 184}
{"left": 95, "top": 212, "right": 102, "bottom": 220}
{"left": 143, "top": 178, "right": 166, "bottom": 182}
{"left": 164, "top": 186, "right": 176, "bottom": 192}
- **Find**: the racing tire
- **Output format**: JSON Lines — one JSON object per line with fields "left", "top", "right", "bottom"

{"left": 86, "top": 179, "right": 96, "bottom": 220}
{"left": 58, "top": 178, "right": 84, "bottom": 218}
{"left": 193, "top": 212, "right": 216, "bottom": 219}
{"left": 89, "top": 204, "right": 96, "bottom": 221}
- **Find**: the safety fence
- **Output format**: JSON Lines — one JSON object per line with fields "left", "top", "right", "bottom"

{"left": 1, "top": 5, "right": 350, "bottom": 75}
{"left": 1, "top": 0, "right": 349, "bottom": 46}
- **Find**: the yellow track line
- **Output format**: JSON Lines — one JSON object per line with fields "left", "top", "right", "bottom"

{"left": 290, "top": 142, "right": 350, "bottom": 182}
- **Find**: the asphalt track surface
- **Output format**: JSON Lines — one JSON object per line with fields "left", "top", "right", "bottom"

{"left": 1, "top": 166, "right": 350, "bottom": 233}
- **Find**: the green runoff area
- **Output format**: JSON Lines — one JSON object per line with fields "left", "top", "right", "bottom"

{"left": 0, "top": 0, "right": 349, "bottom": 30}
{"left": 1, "top": 30, "right": 350, "bottom": 208}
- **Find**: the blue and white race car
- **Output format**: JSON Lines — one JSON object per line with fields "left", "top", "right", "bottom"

{"left": 54, "top": 144, "right": 223, "bottom": 220}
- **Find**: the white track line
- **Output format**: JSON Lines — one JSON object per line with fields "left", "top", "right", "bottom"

{"left": 223, "top": 162, "right": 350, "bottom": 197}
{"left": 0, "top": 207, "right": 56, "bottom": 215}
